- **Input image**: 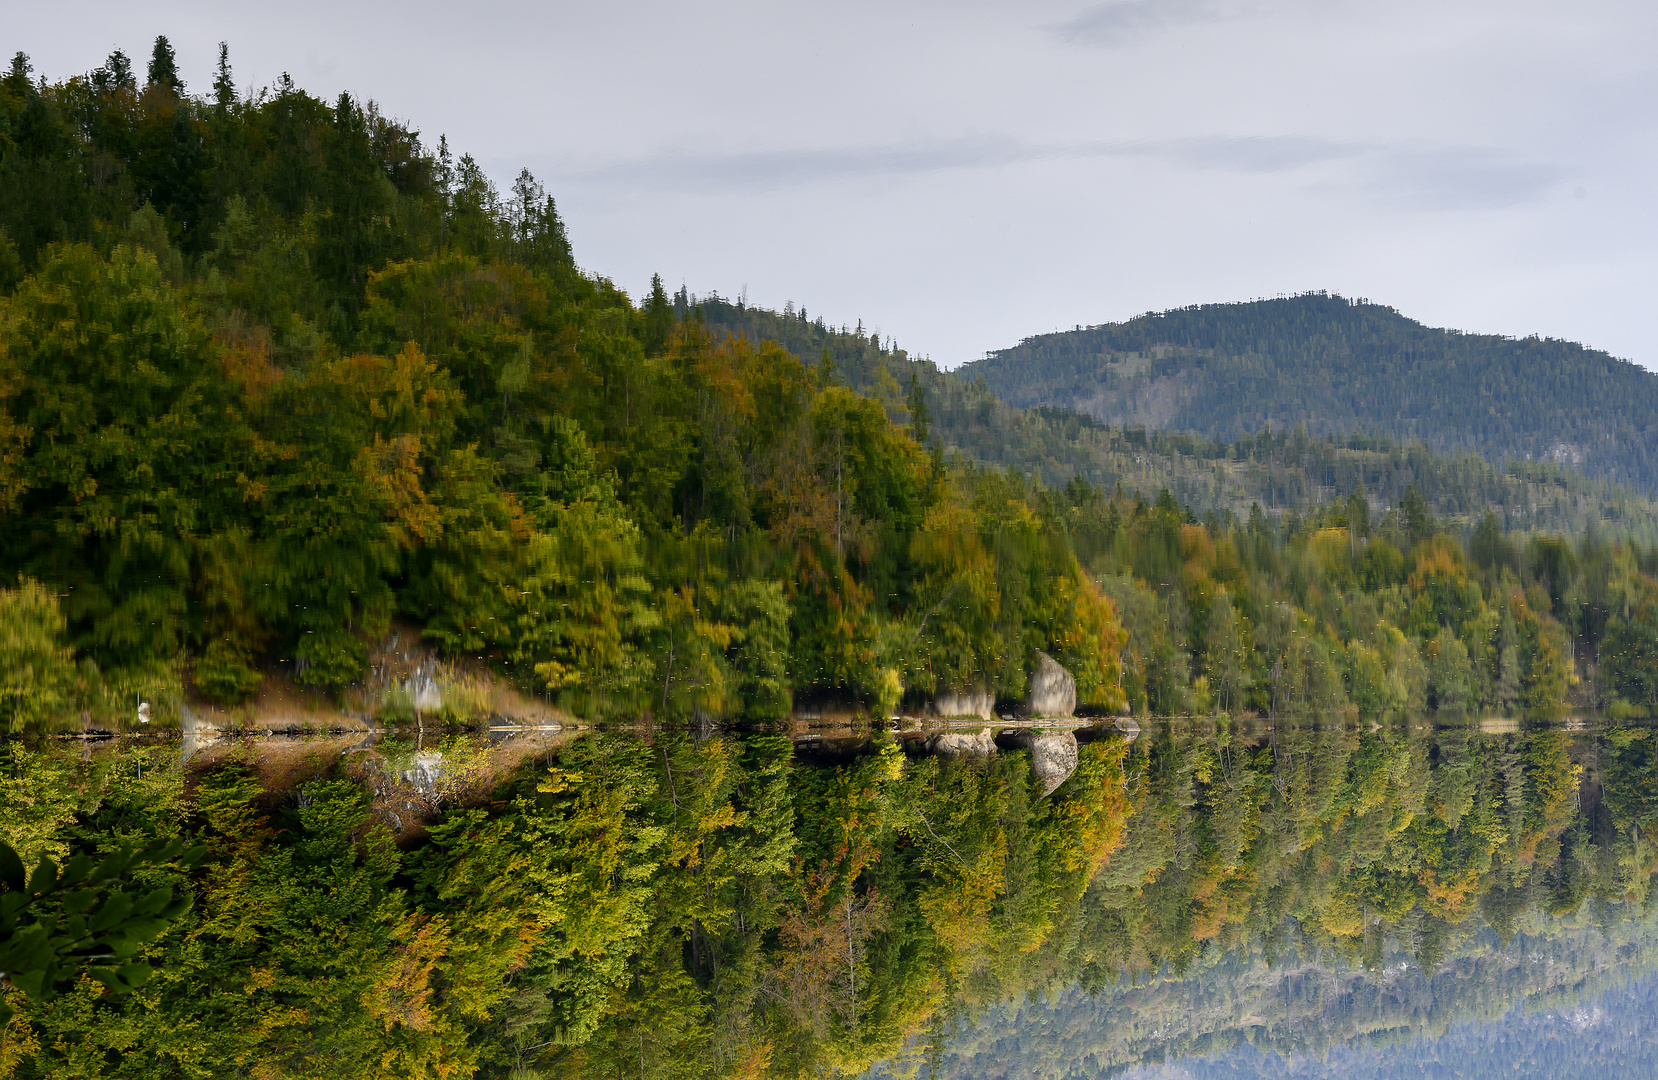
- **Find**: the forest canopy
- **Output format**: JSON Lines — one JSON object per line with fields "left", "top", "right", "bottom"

{"left": 0, "top": 40, "right": 1128, "bottom": 725}
{"left": 2, "top": 41, "right": 1657, "bottom": 727}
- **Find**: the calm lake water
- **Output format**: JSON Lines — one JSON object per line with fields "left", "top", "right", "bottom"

{"left": 904, "top": 716, "right": 1658, "bottom": 1080}
{"left": 8, "top": 715, "right": 1655, "bottom": 1079}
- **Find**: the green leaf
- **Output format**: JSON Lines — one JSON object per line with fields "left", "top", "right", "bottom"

{"left": 62, "top": 888, "right": 98, "bottom": 914}
{"left": 131, "top": 886, "right": 173, "bottom": 917}
{"left": 90, "top": 892, "right": 134, "bottom": 933}
{"left": 118, "top": 916, "right": 169, "bottom": 943}
{"left": 26, "top": 855, "right": 57, "bottom": 896}
{"left": 59, "top": 852, "right": 95, "bottom": 886}
{"left": 92, "top": 848, "right": 133, "bottom": 883}
{"left": 0, "top": 842, "right": 24, "bottom": 891}
{"left": 10, "top": 969, "right": 46, "bottom": 1000}
{"left": 158, "top": 894, "right": 194, "bottom": 920}
{"left": 115, "top": 962, "right": 152, "bottom": 989}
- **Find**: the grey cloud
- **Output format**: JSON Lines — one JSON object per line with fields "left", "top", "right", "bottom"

{"left": 555, "top": 133, "right": 1564, "bottom": 214}
{"left": 562, "top": 137, "right": 1035, "bottom": 191}
{"left": 1122, "top": 135, "right": 1367, "bottom": 173}
{"left": 1353, "top": 146, "right": 1569, "bottom": 211}
{"left": 559, "top": 134, "right": 1365, "bottom": 192}
{"left": 1054, "top": 0, "right": 1232, "bottom": 46}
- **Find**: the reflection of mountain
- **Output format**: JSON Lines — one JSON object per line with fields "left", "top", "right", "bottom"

{"left": 921, "top": 718, "right": 1658, "bottom": 1080}
{"left": 1116, "top": 975, "right": 1658, "bottom": 1080}
{"left": 946, "top": 922, "right": 1658, "bottom": 1079}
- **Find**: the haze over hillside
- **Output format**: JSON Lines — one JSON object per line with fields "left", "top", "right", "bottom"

{"left": 957, "top": 294, "right": 1658, "bottom": 495}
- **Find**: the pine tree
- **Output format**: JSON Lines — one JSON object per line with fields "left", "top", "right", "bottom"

{"left": 644, "top": 273, "right": 673, "bottom": 354}
{"left": 1205, "top": 590, "right": 1246, "bottom": 713}
{"left": 146, "top": 35, "right": 182, "bottom": 92}
{"left": 94, "top": 49, "right": 134, "bottom": 92}
{"left": 1402, "top": 485, "right": 1435, "bottom": 548}
{"left": 212, "top": 42, "right": 235, "bottom": 116}
{"left": 906, "top": 373, "right": 933, "bottom": 446}
{"left": 1494, "top": 600, "right": 1521, "bottom": 711}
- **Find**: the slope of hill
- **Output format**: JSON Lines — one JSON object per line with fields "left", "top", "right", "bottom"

{"left": 955, "top": 293, "right": 1658, "bottom": 494}
{"left": 693, "top": 296, "right": 1658, "bottom": 540}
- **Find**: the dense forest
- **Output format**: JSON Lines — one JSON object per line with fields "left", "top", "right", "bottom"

{"left": 5, "top": 719, "right": 1658, "bottom": 1077}
{"left": 0, "top": 41, "right": 1129, "bottom": 728}
{"left": 958, "top": 294, "right": 1658, "bottom": 495}
{"left": 3, "top": 41, "right": 1657, "bottom": 730}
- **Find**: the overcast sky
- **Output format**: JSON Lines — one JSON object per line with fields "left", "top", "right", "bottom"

{"left": 13, "top": 1, "right": 1658, "bottom": 369}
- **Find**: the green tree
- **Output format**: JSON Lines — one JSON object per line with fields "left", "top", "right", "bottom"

{"left": 0, "top": 579, "right": 76, "bottom": 733}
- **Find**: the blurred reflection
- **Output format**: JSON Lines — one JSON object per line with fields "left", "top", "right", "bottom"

{"left": 1, "top": 719, "right": 1654, "bottom": 1079}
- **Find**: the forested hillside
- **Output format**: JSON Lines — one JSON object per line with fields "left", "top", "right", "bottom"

{"left": 957, "top": 294, "right": 1658, "bottom": 494}
{"left": 8, "top": 34, "right": 1658, "bottom": 1080}
{"left": 3, "top": 39, "right": 1658, "bottom": 729}
{"left": 0, "top": 41, "right": 1129, "bottom": 727}
{"left": 697, "top": 297, "right": 1658, "bottom": 540}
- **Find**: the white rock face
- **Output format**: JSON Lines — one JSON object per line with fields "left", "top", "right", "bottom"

{"left": 403, "top": 669, "right": 443, "bottom": 714}
{"left": 927, "top": 689, "right": 995, "bottom": 720}
{"left": 1009, "top": 730, "right": 1080, "bottom": 797}
{"left": 402, "top": 752, "right": 445, "bottom": 793}
{"left": 1027, "top": 652, "right": 1077, "bottom": 718}
{"left": 927, "top": 728, "right": 997, "bottom": 756}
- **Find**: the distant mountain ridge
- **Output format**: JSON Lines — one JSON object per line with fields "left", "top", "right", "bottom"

{"left": 956, "top": 293, "right": 1658, "bottom": 494}
{"left": 692, "top": 294, "right": 1658, "bottom": 540}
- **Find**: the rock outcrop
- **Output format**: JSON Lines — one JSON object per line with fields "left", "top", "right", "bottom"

{"left": 1027, "top": 652, "right": 1077, "bottom": 718}
{"left": 403, "top": 668, "right": 444, "bottom": 714}
{"left": 1008, "top": 730, "right": 1079, "bottom": 796}
{"left": 926, "top": 728, "right": 997, "bottom": 756}
{"left": 927, "top": 688, "right": 995, "bottom": 720}
{"left": 402, "top": 752, "right": 446, "bottom": 793}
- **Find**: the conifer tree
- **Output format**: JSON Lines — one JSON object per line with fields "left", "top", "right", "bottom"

{"left": 212, "top": 42, "right": 234, "bottom": 115}
{"left": 146, "top": 35, "right": 182, "bottom": 92}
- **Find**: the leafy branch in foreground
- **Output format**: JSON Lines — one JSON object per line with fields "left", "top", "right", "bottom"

{"left": 0, "top": 836, "right": 203, "bottom": 1022}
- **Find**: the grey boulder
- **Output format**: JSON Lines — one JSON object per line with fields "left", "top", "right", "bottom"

{"left": 1009, "top": 730, "right": 1080, "bottom": 797}
{"left": 926, "top": 728, "right": 997, "bottom": 756}
{"left": 1027, "top": 652, "right": 1077, "bottom": 718}
{"left": 927, "top": 688, "right": 995, "bottom": 720}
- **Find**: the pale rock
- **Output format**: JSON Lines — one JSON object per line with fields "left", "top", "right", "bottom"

{"left": 926, "top": 728, "right": 997, "bottom": 756}
{"left": 402, "top": 752, "right": 445, "bottom": 793}
{"left": 403, "top": 669, "right": 443, "bottom": 714}
{"left": 927, "top": 688, "right": 994, "bottom": 720}
{"left": 1026, "top": 652, "right": 1077, "bottom": 718}
{"left": 1008, "top": 730, "right": 1079, "bottom": 797}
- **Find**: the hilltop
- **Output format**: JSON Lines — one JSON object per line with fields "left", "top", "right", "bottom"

{"left": 693, "top": 296, "right": 1658, "bottom": 541}
{"left": 955, "top": 294, "right": 1658, "bottom": 494}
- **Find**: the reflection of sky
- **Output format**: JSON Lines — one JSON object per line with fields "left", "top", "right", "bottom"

{"left": 934, "top": 917, "right": 1658, "bottom": 1080}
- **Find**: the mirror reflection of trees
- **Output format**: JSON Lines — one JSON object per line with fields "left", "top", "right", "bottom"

{"left": 2, "top": 720, "right": 1657, "bottom": 1078}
